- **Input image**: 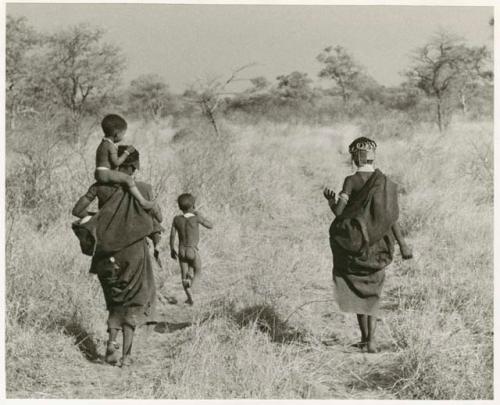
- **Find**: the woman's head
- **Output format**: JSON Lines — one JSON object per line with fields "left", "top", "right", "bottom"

{"left": 348, "top": 137, "right": 377, "bottom": 167}
{"left": 118, "top": 145, "right": 140, "bottom": 174}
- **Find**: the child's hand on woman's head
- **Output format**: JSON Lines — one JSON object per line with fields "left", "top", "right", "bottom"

{"left": 126, "top": 145, "right": 136, "bottom": 154}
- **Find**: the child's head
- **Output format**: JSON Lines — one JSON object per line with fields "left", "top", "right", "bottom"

{"left": 177, "top": 193, "right": 195, "bottom": 213}
{"left": 101, "top": 114, "right": 127, "bottom": 141}
{"left": 348, "top": 137, "right": 377, "bottom": 167}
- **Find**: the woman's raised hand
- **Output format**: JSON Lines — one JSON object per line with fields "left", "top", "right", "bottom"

{"left": 323, "top": 188, "right": 336, "bottom": 201}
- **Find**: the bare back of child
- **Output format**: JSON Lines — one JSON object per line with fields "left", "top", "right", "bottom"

{"left": 169, "top": 193, "right": 213, "bottom": 305}
{"left": 95, "top": 114, "right": 155, "bottom": 211}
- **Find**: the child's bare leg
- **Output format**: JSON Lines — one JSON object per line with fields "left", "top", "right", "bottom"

{"left": 128, "top": 185, "right": 155, "bottom": 210}
{"left": 183, "top": 287, "right": 194, "bottom": 305}
{"left": 191, "top": 252, "right": 202, "bottom": 288}
{"left": 120, "top": 324, "right": 134, "bottom": 367}
{"left": 105, "top": 170, "right": 155, "bottom": 210}
{"left": 184, "top": 253, "right": 201, "bottom": 305}
{"left": 180, "top": 261, "right": 193, "bottom": 305}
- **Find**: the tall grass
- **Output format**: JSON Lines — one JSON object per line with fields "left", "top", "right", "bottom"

{"left": 5, "top": 115, "right": 492, "bottom": 399}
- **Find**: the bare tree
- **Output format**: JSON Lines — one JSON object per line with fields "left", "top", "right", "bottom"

{"left": 38, "top": 23, "right": 126, "bottom": 138}
{"left": 407, "top": 32, "right": 490, "bottom": 131}
{"left": 183, "top": 63, "right": 256, "bottom": 136}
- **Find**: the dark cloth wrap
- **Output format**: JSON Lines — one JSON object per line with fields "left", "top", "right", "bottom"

{"left": 330, "top": 169, "right": 398, "bottom": 299}
{"left": 72, "top": 182, "right": 161, "bottom": 328}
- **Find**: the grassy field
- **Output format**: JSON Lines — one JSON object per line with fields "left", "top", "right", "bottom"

{"left": 5, "top": 116, "right": 493, "bottom": 399}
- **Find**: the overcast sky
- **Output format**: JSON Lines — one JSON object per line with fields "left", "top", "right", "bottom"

{"left": 7, "top": 3, "right": 493, "bottom": 92}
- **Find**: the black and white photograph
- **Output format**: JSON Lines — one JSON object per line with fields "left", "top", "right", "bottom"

{"left": 4, "top": 1, "right": 495, "bottom": 400}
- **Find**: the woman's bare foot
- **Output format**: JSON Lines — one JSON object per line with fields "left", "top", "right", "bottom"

{"left": 367, "top": 341, "right": 378, "bottom": 353}
{"left": 119, "top": 356, "right": 132, "bottom": 368}
{"left": 350, "top": 341, "right": 367, "bottom": 350}
{"left": 105, "top": 341, "right": 120, "bottom": 365}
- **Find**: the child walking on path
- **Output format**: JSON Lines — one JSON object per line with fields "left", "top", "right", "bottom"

{"left": 95, "top": 114, "right": 156, "bottom": 211}
{"left": 324, "top": 137, "right": 412, "bottom": 353}
{"left": 170, "top": 193, "right": 213, "bottom": 305}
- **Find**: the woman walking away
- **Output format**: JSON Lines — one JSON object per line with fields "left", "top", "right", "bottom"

{"left": 324, "top": 137, "right": 412, "bottom": 353}
{"left": 72, "top": 146, "right": 162, "bottom": 367}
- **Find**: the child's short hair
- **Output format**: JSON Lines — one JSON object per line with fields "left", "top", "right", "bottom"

{"left": 101, "top": 114, "right": 127, "bottom": 138}
{"left": 178, "top": 193, "right": 195, "bottom": 212}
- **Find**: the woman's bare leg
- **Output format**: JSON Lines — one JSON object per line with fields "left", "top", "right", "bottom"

{"left": 120, "top": 324, "right": 135, "bottom": 367}
{"left": 354, "top": 314, "right": 368, "bottom": 348}
{"left": 366, "top": 316, "right": 378, "bottom": 353}
{"left": 106, "top": 328, "right": 120, "bottom": 364}
{"left": 109, "top": 328, "right": 119, "bottom": 342}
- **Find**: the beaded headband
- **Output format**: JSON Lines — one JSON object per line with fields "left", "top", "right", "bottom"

{"left": 348, "top": 138, "right": 377, "bottom": 155}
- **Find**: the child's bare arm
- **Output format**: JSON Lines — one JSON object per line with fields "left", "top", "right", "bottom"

{"left": 392, "top": 222, "right": 413, "bottom": 259}
{"left": 195, "top": 211, "right": 213, "bottom": 229}
{"left": 108, "top": 143, "right": 134, "bottom": 167}
{"left": 169, "top": 221, "right": 178, "bottom": 259}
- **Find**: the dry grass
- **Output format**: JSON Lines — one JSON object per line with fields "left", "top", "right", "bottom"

{"left": 5, "top": 115, "right": 493, "bottom": 399}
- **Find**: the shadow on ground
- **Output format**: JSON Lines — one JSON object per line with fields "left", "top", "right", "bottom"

{"left": 231, "top": 304, "right": 307, "bottom": 344}
{"left": 154, "top": 321, "right": 192, "bottom": 334}
{"left": 346, "top": 359, "right": 402, "bottom": 393}
{"left": 58, "top": 317, "right": 101, "bottom": 362}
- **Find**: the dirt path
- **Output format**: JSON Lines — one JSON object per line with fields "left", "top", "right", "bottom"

{"left": 12, "top": 262, "right": 405, "bottom": 399}
{"left": 11, "top": 125, "right": 407, "bottom": 399}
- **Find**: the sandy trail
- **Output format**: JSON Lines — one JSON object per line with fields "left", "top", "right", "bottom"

{"left": 21, "top": 271, "right": 402, "bottom": 399}
{"left": 10, "top": 125, "right": 407, "bottom": 399}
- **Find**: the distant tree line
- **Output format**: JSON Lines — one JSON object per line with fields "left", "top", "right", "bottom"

{"left": 7, "top": 15, "right": 493, "bottom": 136}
